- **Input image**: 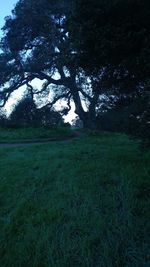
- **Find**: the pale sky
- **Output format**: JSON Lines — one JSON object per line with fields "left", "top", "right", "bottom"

{"left": 0, "top": 0, "right": 77, "bottom": 123}
{"left": 0, "top": 0, "right": 17, "bottom": 35}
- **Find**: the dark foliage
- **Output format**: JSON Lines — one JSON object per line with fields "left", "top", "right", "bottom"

{"left": 8, "top": 93, "right": 64, "bottom": 127}
{"left": 0, "top": 110, "right": 7, "bottom": 127}
{"left": 0, "top": 0, "right": 149, "bottom": 134}
{"left": 97, "top": 89, "right": 150, "bottom": 146}
{"left": 71, "top": 0, "right": 150, "bottom": 81}
{"left": 9, "top": 94, "right": 37, "bottom": 126}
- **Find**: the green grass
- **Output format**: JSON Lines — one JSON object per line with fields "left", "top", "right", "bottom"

{"left": 0, "top": 131, "right": 149, "bottom": 266}
{"left": 0, "top": 126, "right": 74, "bottom": 142}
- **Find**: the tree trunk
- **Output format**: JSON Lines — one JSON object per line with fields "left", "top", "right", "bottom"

{"left": 82, "top": 112, "right": 97, "bottom": 129}
{"left": 71, "top": 88, "right": 97, "bottom": 129}
{"left": 67, "top": 71, "right": 97, "bottom": 129}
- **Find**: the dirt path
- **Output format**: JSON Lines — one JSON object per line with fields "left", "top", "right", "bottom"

{"left": 0, "top": 136, "right": 75, "bottom": 148}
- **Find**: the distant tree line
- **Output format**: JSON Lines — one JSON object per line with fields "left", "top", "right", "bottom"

{"left": 0, "top": 93, "right": 66, "bottom": 128}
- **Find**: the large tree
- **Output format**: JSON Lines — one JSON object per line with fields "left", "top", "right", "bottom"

{"left": 0, "top": 0, "right": 99, "bottom": 128}
{"left": 0, "top": 0, "right": 149, "bottom": 129}
{"left": 69, "top": 0, "right": 150, "bottom": 135}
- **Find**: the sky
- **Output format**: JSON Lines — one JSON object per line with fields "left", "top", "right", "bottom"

{"left": 0, "top": 0, "right": 77, "bottom": 123}
{"left": 0, "top": 0, "right": 17, "bottom": 35}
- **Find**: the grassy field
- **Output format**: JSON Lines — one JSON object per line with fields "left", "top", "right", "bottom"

{"left": 0, "top": 130, "right": 149, "bottom": 266}
{"left": 0, "top": 126, "right": 74, "bottom": 142}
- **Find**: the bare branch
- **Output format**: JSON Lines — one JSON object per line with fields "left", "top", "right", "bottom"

{"left": 0, "top": 91, "right": 12, "bottom": 107}
{"left": 33, "top": 81, "right": 51, "bottom": 95}
{"left": 0, "top": 75, "right": 35, "bottom": 107}
{"left": 67, "top": 94, "right": 72, "bottom": 111}
{"left": 79, "top": 88, "right": 92, "bottom": 102}
{"left": 39, "top": 92, "right": 70, "bottom": 110}
{"left": 57, "top": 65, "right": 66, "bottom": 79}
{"left": 26, "top": 82, "right": 34, "bottom": 100}
{"left": 36, "top": 71, "right": 66, "bottom": 86}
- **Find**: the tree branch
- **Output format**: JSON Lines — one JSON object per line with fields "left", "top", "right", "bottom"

{"left": 35, "top": 71, "right": 66, "bottom": 86}
{"left": 26, "top": 82, "right": 34, "bottom": 100}
{"left": 39, "top": 92, "right": 70, "bottom": 110}
{"left": 33, "top": 81, "right": 51, "bottom": 95}
{"left": 79, "top": 88, "right": 92, "bottom": 102}
{"left": 0, "top": 75, "right": 35, "bottom": 107}
{"left": 67, "top": 94, "right": 72, "bottom": 111}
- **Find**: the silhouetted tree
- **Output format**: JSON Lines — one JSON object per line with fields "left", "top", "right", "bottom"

{"left": 0, "top": 0, "right": 98, "bottom": 128}
{"left": 36, "top": 106, "right": 64, "bottom": 127}
{"left": 0, "top": 0, "right": 149, "bottom": 131}
{"left": 9, "top": 91, "right": 64, "bottom": 127}
{"left": 9, "top": 93, "right": 37, "bottom": 126}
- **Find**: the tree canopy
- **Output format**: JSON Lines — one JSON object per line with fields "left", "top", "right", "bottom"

{"left": 0, "top": 0, "right": 149, "bottom": 129}
{"left": 71, "top": 1, "right": 150, "bottom": 75}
